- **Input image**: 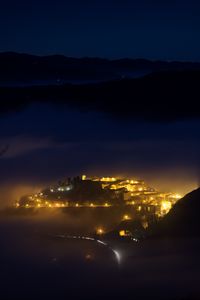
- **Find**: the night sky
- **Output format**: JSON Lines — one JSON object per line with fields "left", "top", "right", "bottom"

{"left": 1, "top": 0, "right": 200, "bottom": 60}
{"left": 0, "top": 0, "right": 200, "bottom": 205}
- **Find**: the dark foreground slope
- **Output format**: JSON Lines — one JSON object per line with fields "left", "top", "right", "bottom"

{"left": 151, "top": 188, "right": 200, "bottom": 237}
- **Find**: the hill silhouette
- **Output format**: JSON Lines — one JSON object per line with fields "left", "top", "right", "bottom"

{"left": 0, "top": 68, "right": 200, "bottom": 121}
{"left": 1, "top": 52, "right": 200, "bottom": 84}
{"left": 150, "top": 188, "right": 200, "bottom": 237}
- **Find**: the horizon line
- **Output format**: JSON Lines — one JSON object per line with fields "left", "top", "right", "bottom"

{"left": 1, "top": 50, "right": 200, "bottom": 64}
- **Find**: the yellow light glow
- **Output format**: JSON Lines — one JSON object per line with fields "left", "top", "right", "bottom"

{"left": 104, "top": 202, "right": 109, "bottom": 207}
{"left": 90, "top": 203, "right": 94, "bottom": 207}
{"left": 123, "top": 214, "right": 131, "bottom": 220}
{"left": 161, "top": 201, "right": 172, "bottom": 212}
{"left": 25, "top": 204, "right": 29, "bottom": 208}
{"left": 82, "top": 174, "right": 86, "bottom": 180}
{"left": 119, "top": 230, "right": 131, "bottom": 237}
{"left": 119, "top": 230, "right": 126, "bottom": 237}
{"left": 48, "top": 204, "right": 52, "bottom": 208}
{"left": 110, "top": 185, "right": 117, "bottom": 189}
{"left": 142, "top": 221, "right": 148, "bottom": 229}
{"left": 75, "top": 203, "right": 79, "bottom": 207}
{"left": 173, "top": 193, "right": 182, "bottom": 199}
{"left": 96, "top": 228, "right": 104, "bottom": 235}
{"left": 37, "top": 203, "right": 41, "bottom": 208}
{"left": 100, "top": 177, "right": 116, "bottom": 182}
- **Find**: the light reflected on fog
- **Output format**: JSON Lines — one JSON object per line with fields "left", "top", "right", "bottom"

{"left": 112, "top": 249, "right": 121, "bottom": 264}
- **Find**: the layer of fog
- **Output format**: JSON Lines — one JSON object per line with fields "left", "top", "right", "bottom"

{"left": 0, "top": 213, "right": 200, "bottom": 300}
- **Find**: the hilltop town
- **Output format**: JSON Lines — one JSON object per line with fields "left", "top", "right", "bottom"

{"left": 17, "top": 175, "right": 181, "bottom": 221}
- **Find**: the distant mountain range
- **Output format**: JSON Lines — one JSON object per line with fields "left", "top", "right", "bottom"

{"left": 1, "top": 52, "right": 200, "bottom": 84}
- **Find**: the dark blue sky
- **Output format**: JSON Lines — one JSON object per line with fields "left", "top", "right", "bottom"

{"left": 1, "top": 0, "right": 200, "bottom": 60}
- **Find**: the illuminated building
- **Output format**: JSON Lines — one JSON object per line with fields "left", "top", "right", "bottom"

{"left": 119, "top": 229, "right": 132, "bottom": 237}
{"left": 16, "top": 174, "right": 182, "bottom": 218}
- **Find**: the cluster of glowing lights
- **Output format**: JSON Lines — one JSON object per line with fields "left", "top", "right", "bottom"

{"left": 26, "top": 202, "right": 67, "bottom": 208}
{"left": 15, "top": 174, "right": 183, "bottom": 218}
{"left": 100, "top": 177, "right": 116, "bottom": 182}
{"left": 161, "top": 200, "right": 172, "bottom": 213}
{"left": 126, "top": 180, "right": 139, "bottom": 184}
{"left": 171, "top": 193, "right": 182, "bottom": 199}
{"left": 17, "top": 195, "right": 179, "bottom": 217}
{"left": 20, "top": 202, "right": 113, "bottom": 208}
{"left": 57, "top": 186, "right": 71, "bottom": 192}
